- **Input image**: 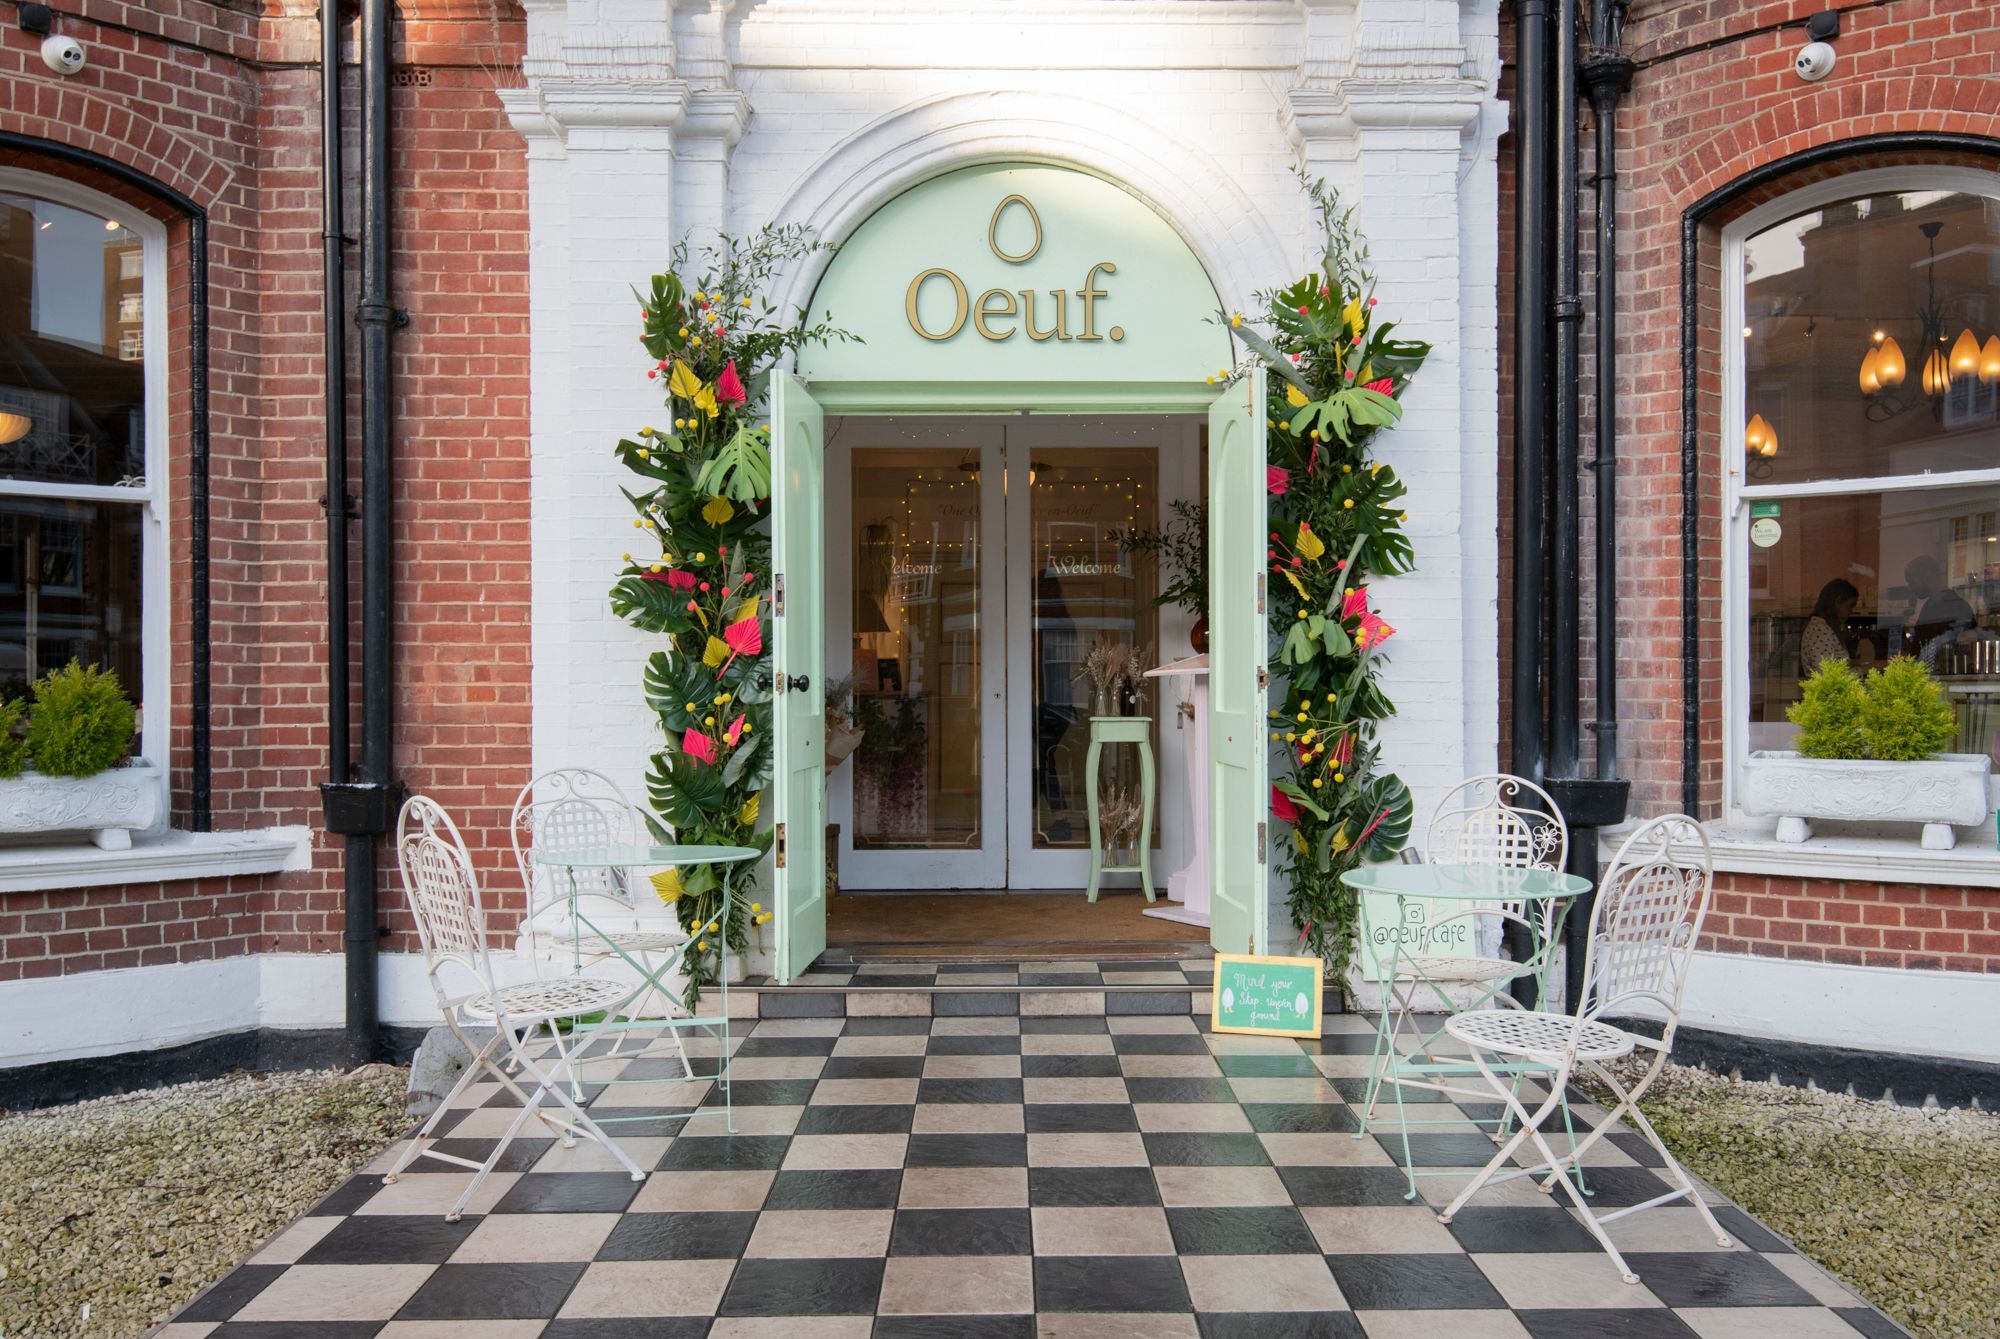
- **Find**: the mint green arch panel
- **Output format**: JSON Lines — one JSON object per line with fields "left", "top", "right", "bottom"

{"left": 797, "top": 164, "right": 1232, "bottom": 395}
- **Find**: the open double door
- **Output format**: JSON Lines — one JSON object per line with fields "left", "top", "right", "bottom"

{"left": 766, "top": 371, "right": 1269, "bottom": 981}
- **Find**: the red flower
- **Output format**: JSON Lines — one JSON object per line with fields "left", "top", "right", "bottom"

{"left": 682, "top": 728, "right": 717, "bottom": 764}
{"left": 724, "top": 713, "right": 748, "bottom": 746}
{"left": 641, "top": 569, "right": 697, "bottom": 590}
{"left": 1270, "top": 785, "right": 1299, "bottom": 824}
{"left": 1365, "top": 378, "right": 1394, "bottom": 396}
{"left": 716, "top": 360, "right": 747, "bottom": 406}
{"left": 647, "top": 369, "right": 658, "bottom": 379}
{"left": 725, "top": 618, "right": 763, "bottom": 659}
{"left": 1266, "top": 466, "right": 1290, "bottom": 496}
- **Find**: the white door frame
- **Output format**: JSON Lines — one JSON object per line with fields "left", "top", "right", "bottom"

{"left": 828, "top": 414, "right": 1199, "bottom": 892}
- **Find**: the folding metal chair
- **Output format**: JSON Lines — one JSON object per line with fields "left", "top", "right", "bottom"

{"left": 383, "top": 794, "right": 648, "bottom": 1220}
{"left": 512, "top": 768, "right": 694, "bottom": 1078}
{"left": 1436, "top": 814, "right": 1731, "bottom": 1283}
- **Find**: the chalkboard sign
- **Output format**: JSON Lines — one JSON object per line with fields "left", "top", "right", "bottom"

{"left": 1209, "top": 953, "right": 1325, "bottom": 1038}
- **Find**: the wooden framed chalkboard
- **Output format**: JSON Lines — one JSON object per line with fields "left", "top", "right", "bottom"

{"left": 1209, "top": 953, "right": 1325, "bottom": 1038}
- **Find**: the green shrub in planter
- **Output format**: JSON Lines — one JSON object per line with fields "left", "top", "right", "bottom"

{"left": 0, "top": 698, "right": 25, "bottom": 779}
{"left": 1787, "top": 659, "right": 1865, "bottom": 760}
{"left": 25, "top": 661, "right": 136, "bottom": 777}
{"left": 1860, "top": 655, "right": 1958, "bottom": 762}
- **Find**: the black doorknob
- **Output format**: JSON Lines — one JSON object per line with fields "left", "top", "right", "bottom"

{"left": 788, "top": 673, "right": 812, "bottom": 694}
{"left": 755, "top": 672, "right": 773, "bottom": 692}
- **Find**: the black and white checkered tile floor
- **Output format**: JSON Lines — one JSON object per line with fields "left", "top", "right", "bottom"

{"left": 158, "top": 1007, "right": 1907, "bottom": 1338}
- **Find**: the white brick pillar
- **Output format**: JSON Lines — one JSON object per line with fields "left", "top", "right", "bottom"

{"left": 1282, "top": 0, "right": 1498, "bottom": 835}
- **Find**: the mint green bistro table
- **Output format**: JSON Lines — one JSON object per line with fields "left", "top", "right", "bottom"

{"left": 1084, "top": 715, "right": 1156, "bottom": 903}
{"left": 533, "top": 842, "right": 759, "bottom": 1134}
{"left": 1339, "top": 862, "right": 1590, "bottom": 1199}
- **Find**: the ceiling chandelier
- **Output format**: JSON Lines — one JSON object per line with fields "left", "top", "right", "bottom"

{"left": 1858, "top": 221, "right": 2000, "bottom": 421}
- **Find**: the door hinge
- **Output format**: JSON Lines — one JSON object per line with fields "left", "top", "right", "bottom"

{"left": 1256, "top": 667, "right": 1268, "bottom": 693}
{"left": 1257, "top": 821, "right": 1266, "bottom": 865}
{"left": 775, "top": 822, "right": 787, "bottom": 869}
{"left": 1256, "top": 573, "right": 1266, "bottom": 616}
{"left": 774, "top": 573, "right": 785, "bottom": 617}
{"left": 1248, "top": 933, "right": 1256, "bottom": 955}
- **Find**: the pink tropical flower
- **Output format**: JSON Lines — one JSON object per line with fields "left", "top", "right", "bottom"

{"left": 682, "top": 729, "right": 717, "bottom": 764}
{"left": 715, "top": 360, "right": 747, "bottom": 405}
{"left": 724, "top": 617, "right": 762, "bottom": 658}
{"left": 1356, "top": 613, "right": 1396, "bottom": 648}
{"left": 1266, "top": 466, "right": 1290, "bottom": 496}
{"left": 1342, "top": 586, "right": 1370, "bottom": 619}
{"left": 724, "top": 714, "right": 748, "bottom": 746}
{"left": 641, "top": 568, "right": 697, "bottom": 590}
{"left": 1270, "top": 785, "right": 1299, "bottom": 824}
{"left": 1365, "top": 377, "right": 1394, "bottom": 396}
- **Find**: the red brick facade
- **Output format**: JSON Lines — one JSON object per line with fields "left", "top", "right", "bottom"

{"left": 0, "top": 0, "right": 532, "bottom": 982}
{"left": 1496, "top": 0, "right": 2000, "bottom": 972}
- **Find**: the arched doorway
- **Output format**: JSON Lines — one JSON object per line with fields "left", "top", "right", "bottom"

{"left": 767, "top": 165, "right": 1269, "bottom": 980}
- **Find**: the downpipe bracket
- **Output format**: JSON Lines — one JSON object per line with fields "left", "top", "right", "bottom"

{"left": 321, "top": 779, "right": 406, "bottom": 835}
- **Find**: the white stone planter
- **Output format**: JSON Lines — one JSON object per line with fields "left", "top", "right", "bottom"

{"left": 0, "top": 762, "right": 165, "bottom": 850}
{"left": 1740, "top": 750, "right": 1994, "bottom": 850}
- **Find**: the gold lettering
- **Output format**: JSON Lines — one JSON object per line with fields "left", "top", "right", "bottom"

{"left": 1076, "top": 261, "right": 1116, "bottom": 341}
{"left": 1020, "top": 288, "right": 1070, "bottom": 342}
{"left": 974, "top": 288, "right": 1018, "bottom": 341}
{"left": 906, "top": 267, "right": 969, "bottom": 341}
{"left": 987, "top": 193, "right": 1043, "bottom": 264}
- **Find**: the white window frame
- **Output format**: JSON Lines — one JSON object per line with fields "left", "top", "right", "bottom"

{"left": 1720, "top": 164, "right": 2000, "bottom": 821}
{"left": 0, "top": 169, "right": 170, "bottom": 772}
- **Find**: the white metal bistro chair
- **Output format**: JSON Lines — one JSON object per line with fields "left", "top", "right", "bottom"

{"left": 1360, "top": 774, "right": 1572, "bottom": 1128}
{"left": 512, "top": 768, "right": 695, "bottom": 1078}
{"left": 1435, "top": 814, "right": 1730, "bottom": 1283}
{"left": 383, "top": 794, "right": 648, "bottom": 1220}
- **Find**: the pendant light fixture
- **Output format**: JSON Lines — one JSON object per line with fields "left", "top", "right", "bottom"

{"left": 0, "top": 410, "right": 29, "bottom": 446}
{"left": 1861, "top": 220, "right": 1997, "bottom": 421}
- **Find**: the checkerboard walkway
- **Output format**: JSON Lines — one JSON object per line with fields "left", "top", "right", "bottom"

{"left": 160, "top": 1012, "right": 1907, "bottom": 1338}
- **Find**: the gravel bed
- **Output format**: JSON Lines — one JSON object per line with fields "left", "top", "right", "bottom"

{"left": 0, "top": 1065, "right": 408, "bottom": 1339}
{"left": 1637, "top": 1063, "right": 2000, "bottom": 1339}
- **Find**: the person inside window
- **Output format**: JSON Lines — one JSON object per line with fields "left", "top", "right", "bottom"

{"left": 1902, "top": 555, "right": 1977, "bottom": 664}
{"left": 1800, "top": 578, "right": 1857, "bottom": 678}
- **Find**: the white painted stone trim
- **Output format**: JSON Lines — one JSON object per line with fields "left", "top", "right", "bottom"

{"left": 0, "top": 825, "right": 309, "bottom": 895}
{"left": 1597, "top": 820, "right": 2000, "bottom": 890}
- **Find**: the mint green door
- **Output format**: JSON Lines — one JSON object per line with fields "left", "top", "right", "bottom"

{"left": 1207, "top": 367, "right": 1269, "bottom": 955}
{"left": 771, "top": 374, "right": 828, "bottom": 983}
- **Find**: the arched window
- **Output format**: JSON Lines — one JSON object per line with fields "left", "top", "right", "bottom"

{"left": 1728, "top": 167, "right": 2000, "bottom": 800}
{"left": 0, "top": 172, "right": 166, "bottom": 768}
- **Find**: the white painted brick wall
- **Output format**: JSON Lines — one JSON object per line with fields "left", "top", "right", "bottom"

{"left": 502, "top": 1, "right": 1506, "bottom": 932}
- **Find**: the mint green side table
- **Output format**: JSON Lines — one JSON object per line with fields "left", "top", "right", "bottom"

{"left": 1085, "top": 715, "right": 1156, "bottom": 903}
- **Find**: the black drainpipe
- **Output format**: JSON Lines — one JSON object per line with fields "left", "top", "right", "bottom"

{"left": 320, "top": 0, "right": 401, "bottom": 1065}
{"left": 1508, "top": 0, "right": 1555, "bottom": 1005}
{"left": 1552, "top": 3, "right": 1637, "bottom": 1012}
{"left": 0, "top": 134, "right": 213, "bottom": 828}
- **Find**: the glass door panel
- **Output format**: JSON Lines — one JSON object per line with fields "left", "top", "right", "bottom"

{"left": 833, "top": 423, "right": 1006, "bottom": 889}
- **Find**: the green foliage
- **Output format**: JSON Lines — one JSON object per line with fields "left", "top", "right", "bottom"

{"left": 1787, "top": 660, "right": 1866, "bottom": 760}
{"left": 25, "top": 662, "right": 135, "bottom": 778}
{"left": 1223, "top": 178, "right": 1433, "bottom": 993}
{"left": 0, "top": 698, "right": 26, "bottom": 779}
{"left": 1860, "top": 656, "right": 1958, "bottom": 762}
{"left": 612, "top": 224, "right": 851, "bottom": 1003}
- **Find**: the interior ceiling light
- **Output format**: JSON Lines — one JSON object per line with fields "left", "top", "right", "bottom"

{"left": 1861, "top": 220, "right": 1997, "bottom": 422}
{"left": 0, "top": 410, "right": 30, "bottom": 445}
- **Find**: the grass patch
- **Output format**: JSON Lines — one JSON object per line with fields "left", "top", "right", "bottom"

{"left": 0, "top": 1066, "right": 408, "bottom": 1339}
{"left": 1638, "top": 1064, "right": 2000, "bottom": 1339}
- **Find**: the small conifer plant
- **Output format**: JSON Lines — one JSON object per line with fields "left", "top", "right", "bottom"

{"left": 24, "top": 661, "right": 136, "bottom": 777}
{"left": 1787, "top": 659, "right": 1866, "bottom": 760}
{"left": 1860, "top": 656, "right": 1958, "bottom": 762}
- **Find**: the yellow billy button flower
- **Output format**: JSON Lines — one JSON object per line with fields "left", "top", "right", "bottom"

{"left": 690, "top": 336, "right": 703, "bottom": 348}
{"left": 1297, "top": 608, "right": 1308, "bottom": 620}
{"left": 697, "top": 939, "right": 708, "bottom": 950}
{"left": 1335, "top": 772, "right": 1346, "bottom": 783}
{"left": 750, "top": 901, "right": 763, "bottom": 912}
{"left": 1269, "top": 708, "right": 1280, "bottom": 718}
{"left": 684, "top": 702, "right": 697, "bottom": 712}
{"left": 713, "top": 694, "right": 727, "bottom": 704}
{"left": 1342, "top": 464, "right": 1352, "bottom": 474}
{"left": 1325, "top": 693, "right": 1336, "bottom": 703}
{"left": 705, "top": 921, "right": 719, "bottom": 934}
{"left": 1231, "top": 313, "right": 1243, "bottom": 327}
{"left": 637, "top": 449, "right": 649, "bottom": 460}
{"left": 1205, "top": 376, "right": 1215, "bottom": 385}
{"left": 1400, "top": 512, "right": 1409, "bottom": 522}
{"left": 695, "top": 552, "right": 707, "bottom": 562}
{"left": 1271, "top": 731, "right": 1281, "bottom": 742}
{"left": 1302, "top": 729, "right": 1316, "bottom": 742}
{"left": 621, "top": 552, "right": 632, "bottom": 562}
{"left": 1312, "top": 778, "right": 1324, "bottom": 789}
{"left": 1285, "top": 732, "right": 1297, "bottom": 742}
{"left": 1296, "top": 711, "right": 1308, "bottom": 723}
{"left": 704, "top": 715, "right": 716, "bottom": 726}
{"left": 741, "top": 297, "right": 752, "bottom": 308}
{"left": 1343, "top": 499, "right": 1355, "bottom": 509}
{"left": 679, "top": 327, "right": 689, "bottom": 337}
{"left": 649, "top": 563, "right": 663, "bottom": 574}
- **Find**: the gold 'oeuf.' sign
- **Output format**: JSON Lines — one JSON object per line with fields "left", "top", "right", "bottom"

{"left": 904, "top": 193, "right": 1123, "bottom": 345}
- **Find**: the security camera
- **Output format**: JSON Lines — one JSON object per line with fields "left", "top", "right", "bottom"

{"left": 41, "top": 35, "right": 85, "bottom": 75}
{"left": 1795, "top": 40, "right": 1836, "bottom": 82}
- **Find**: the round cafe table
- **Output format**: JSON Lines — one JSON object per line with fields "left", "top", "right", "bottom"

{"left": 1339, "top": 862, "right": 1591, "bottom": 1199}
{"left": 533, "top": 843, "right": 760, "bottom": 1133}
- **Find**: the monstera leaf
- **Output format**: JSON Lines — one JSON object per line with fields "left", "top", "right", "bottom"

{"left": 648, "top": 751, "right": 728, "bottom": 832}
{"left": 644, "top": 651, "right": 712, "bottom": 732}
{"left": 694, "top": 424, "right": 772, "bottom": 503}
{"left": 612, "top": 576, "right": 693, "bottom": 635}
{"left": 1354, "top": 772, "right": 1414, "bottom": 861}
